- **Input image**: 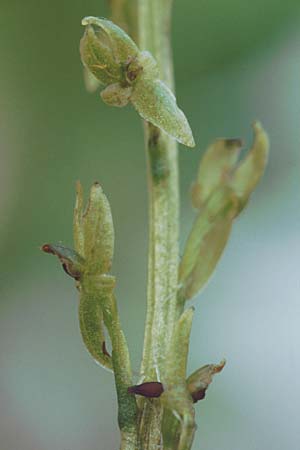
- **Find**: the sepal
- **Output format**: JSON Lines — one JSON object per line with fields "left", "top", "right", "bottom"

{"left": 73, "top": 182, "right": 114, "bottom": 275}
{"left": 191, "top": 138, "right": 242, "bottom": 209}
{"left": 131, "top": 78, "right": 195, "bottom": 147}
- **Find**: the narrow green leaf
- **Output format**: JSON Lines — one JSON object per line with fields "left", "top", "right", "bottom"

{"left": 191, "top": 138, "right": 242, "bottom": 209}
{"left": 131, "top": 77, "right": 195, "bottom": 147}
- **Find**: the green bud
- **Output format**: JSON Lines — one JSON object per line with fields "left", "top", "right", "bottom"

{"left": 131, "top": 78, "right": 195, "bottom": 147}
{"left": 82, "top": 16, "right": 139, "bottom": 64}
{"left": 73, "top": 182, "right": 114, "bottom": 275}
{"left": 80, "top": 23, "right": 122, "bottom": 86}
{"left": 191, "top": 138, "right": 243, "bottom": 209}
{"left": 230, "top": 121, "right": 269, "bottom": 211}
{"left": 80, "top": 17, "right": 139, "bottom": 86}
{"left": 41, "top": 243, "right": 85, "bottom": 280}
{"left": 186, "top": 360, "right": 226, "bottom": 403}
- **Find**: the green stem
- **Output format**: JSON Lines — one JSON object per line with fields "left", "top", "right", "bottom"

{"left": 102, "top": 293, "right": 138, "bottom": 450}
{"left": 109, "top": 0, "right": 138, "bottom": 40}
{"left": 139, "top": 0, "right": 180, "bottom": 381}
{"left": 80, "top": 276, "right": 138, "bottom": 450}
{"left": 137, "top": 0, "right": 182, "bottom": 448}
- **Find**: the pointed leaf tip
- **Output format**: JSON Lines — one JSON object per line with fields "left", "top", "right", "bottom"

{"left": 131, "top": 78, "right": 195, "bottom": 147}
{"left": 230, "top": 121, "right": 269, "bottom": 209}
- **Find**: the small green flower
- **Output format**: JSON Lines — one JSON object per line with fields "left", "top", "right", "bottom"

{"left": 186, "top": 360, "right": 226, "bottom": 403}
{"left": 180, "top": 122, "right": 269, "bottom": 300}
{"left": 42, "top": 182, "right": 116, "bottom": 372}
{"left": 80, "top": 16, "right": 195, "bottom": 147}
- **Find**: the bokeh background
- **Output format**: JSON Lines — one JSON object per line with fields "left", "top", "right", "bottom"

{"left": 1, "top": 1, "right": 299, "bottom": 449}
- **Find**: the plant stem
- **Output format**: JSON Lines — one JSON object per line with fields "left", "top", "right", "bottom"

{"left": 102, "top": 293, "right": 138, "bottom": 450}
{"left": 80, "top": 275, "right": 138, "bottom": 449}
{"left": 138, "top": 0, "right": 182, "bottom": 447}
{"left": 139, "top": 0, "right": 179, "bottom": 380}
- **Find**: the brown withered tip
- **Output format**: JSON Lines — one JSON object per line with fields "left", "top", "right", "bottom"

{"left": 224, "top": 138, "right": 244, "bottom": 148}
{"left": 41, "top": 244, "right": 55, "bottom": 254}
{"left": 102, "top": 341, "right": 111, "bottom": 358}
{"left": 128, "top": 381, "right": 164, "bottom": 398}
{"left": 214, "top": 360, "right": 226, "bottom": 373}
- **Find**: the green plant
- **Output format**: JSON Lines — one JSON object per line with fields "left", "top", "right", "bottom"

{"left": 42, "top": 1, "right": 269, "bottom": 449}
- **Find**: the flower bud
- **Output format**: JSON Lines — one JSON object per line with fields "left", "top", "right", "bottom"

{"left": 80, "top": 17, "right": 195, "bottom": 147}
{"left": 74, "top": 182, "right": 114, "bottom": 275}
{"left": 82, "top": 16, "right": 139, "bottom": 64}
{"left": 80, "top": 16, "right": 139, "bottom": 86}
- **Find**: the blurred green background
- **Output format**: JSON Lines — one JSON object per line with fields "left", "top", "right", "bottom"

{"left": 1, "top": 1, "right": 299, "bottom": 449}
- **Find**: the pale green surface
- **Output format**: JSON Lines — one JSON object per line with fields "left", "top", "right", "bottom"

{"left": 0, "top": 1, "right": 300, "bottom": 450}
{"left": 180, "top": 123, "right": 268, "bottom": 301}
{"left": 80, "top": 15, "right": 194, "bottom": 146}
